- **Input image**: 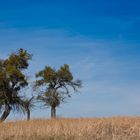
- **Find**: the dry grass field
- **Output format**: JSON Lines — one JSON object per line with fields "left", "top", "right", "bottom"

{"left": 0, "top": 117, "right": 140, "bottom": 140}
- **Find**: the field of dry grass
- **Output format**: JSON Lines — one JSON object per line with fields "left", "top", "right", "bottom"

{"left": 0, "top": 117, "right": 140, "bottom": 140}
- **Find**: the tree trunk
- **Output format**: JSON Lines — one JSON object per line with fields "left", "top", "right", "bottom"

{"left": 27, "top": 109, "right": 30, "bottom": 121}
{"left": 0, "top": 104, "right": 11, "bottom": 122}
{"left": 51, "top": 106, "right": 56, "bottom": 119}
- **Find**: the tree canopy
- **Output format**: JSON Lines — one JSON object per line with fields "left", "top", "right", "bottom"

{"left": 35, "top": 64, "right": 82, "bottom": 118}
{"left": 0, "top": 49, "right": 82, "bottom": 121}
{"left": 0, "top": 48, "right": 32, "bottom": 121}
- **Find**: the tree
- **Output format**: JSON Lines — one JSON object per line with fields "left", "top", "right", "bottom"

{"left": 0, "top": 48, "right": 32, "bottom": 122}
{"left": 23, "top": 97, "right": 35, "bottom": 121}
{"left": 35, "top": 64, "right": 82, "bottom": 118}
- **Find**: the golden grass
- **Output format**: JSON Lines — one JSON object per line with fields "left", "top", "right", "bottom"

{"left": 0, "top": 117, "right": 140, "bottom": 140}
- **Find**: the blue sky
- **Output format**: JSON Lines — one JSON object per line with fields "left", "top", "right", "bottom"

{"left": 0, "top": 0, "right": 140, "bottom": 119}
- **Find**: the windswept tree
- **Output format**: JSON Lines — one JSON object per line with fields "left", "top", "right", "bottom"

{"left": 23, "top": 97, "right": 35, "bottom": 121}
{"left": 35, "top": 64, "right": 82, "bottom": 118}
{"left": 0, "top": 48, "right": 32, "bottom": 122}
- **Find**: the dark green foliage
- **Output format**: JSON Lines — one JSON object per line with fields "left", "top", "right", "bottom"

{"left": 0, "top": 48, "right": 82, "bottom": 121}
{"left": 0, "top": 48, "right": 32, "bottom": 121}
{"left": 35, "top": 64, "right": 82, "bottom": 118}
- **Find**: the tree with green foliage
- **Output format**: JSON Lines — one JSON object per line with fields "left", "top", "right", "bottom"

{"left": 0, "top": 48, "right": 32, "bottom": 122}
{"left": 35, "top": 64, "right": 82, "bottom": 118}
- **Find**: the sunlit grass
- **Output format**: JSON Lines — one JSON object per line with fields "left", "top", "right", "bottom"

{"left": 0, "top": 117, "right": 140, "bottom": 140}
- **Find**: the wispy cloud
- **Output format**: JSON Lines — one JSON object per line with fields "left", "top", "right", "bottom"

{"left": 0, "top": 28, "right": 140, "bottom": 119}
